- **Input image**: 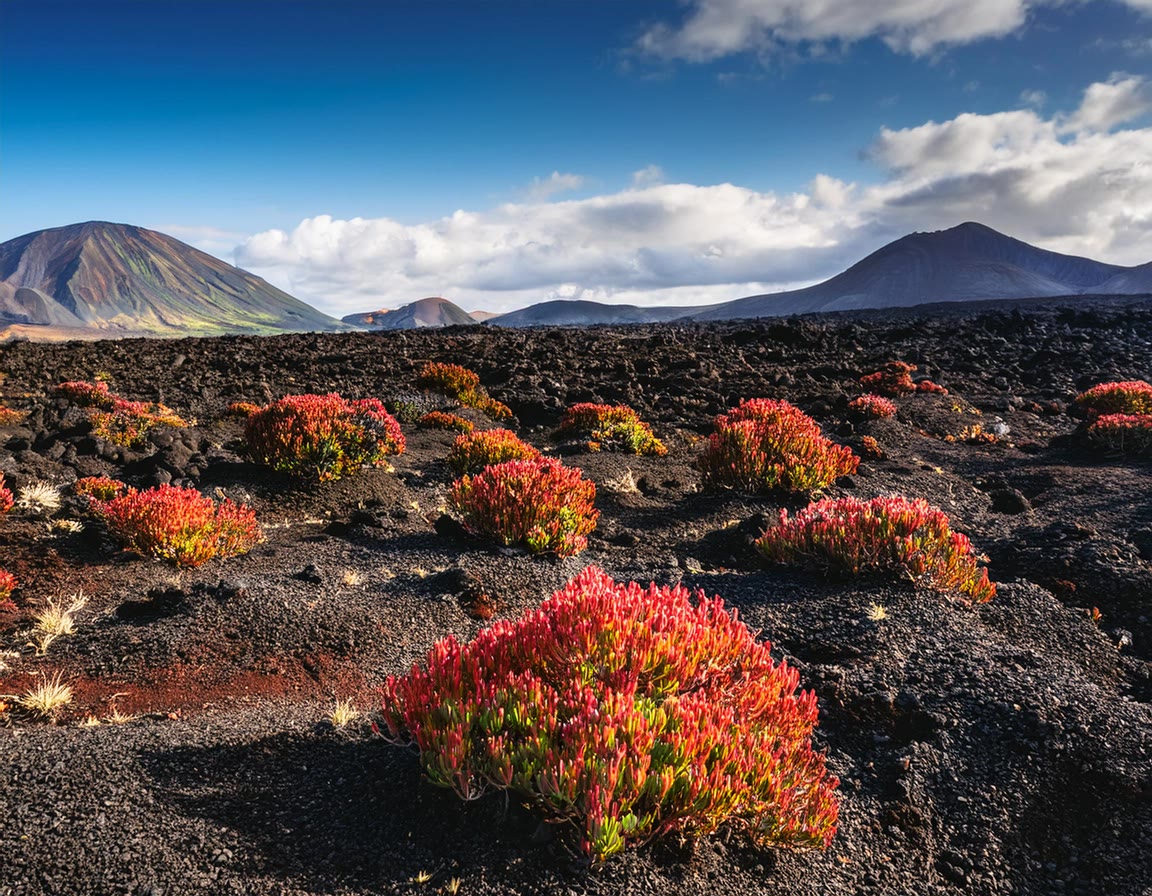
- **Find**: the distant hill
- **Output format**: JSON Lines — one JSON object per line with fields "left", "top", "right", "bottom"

{"left": 489, "top": 299, "right": 707, "bottom": 328}
{"left": 694, "top": 222, "right": 1132, "bottom": 321}
{"left": 342, "top": 297, "right": 478, "bottom": 330}
{"left": 484, "top": 223, "right": 1151, "bottom": 327}
{"left": 0, "top": 221, "right": 346, "bottom": 337}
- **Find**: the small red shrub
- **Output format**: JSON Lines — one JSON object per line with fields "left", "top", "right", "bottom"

{"left": 226, "top": 401, "right": 261, "bottom": 418}
{"left": 0, "top": 406, "right": 28, "bottom": 426}
{"left": 0, "top": 568, "right": 16, "bottom": 603}
{"left": 74, "top": 476, "right": 128, "bottom": 501}
{"left": 859, "top": 362, "right": 916, "bottom": 396}
{"left": 699, "top": 399, "right": 858, "bottom": 494}
{"left": 417, "top": 411, "right": 475, "bottom": 434}
{"left": 755, "top": 495, "right": 995, "bottom": 602}
{"left": 381, "top": 566, "right": 839, "bottom": 863}
{"left": 848, "top": 394, "right": 897, "bottom": 419}
{"left": 245, "top": 393, "right": 405, "bottom": 482}
{"left": 95, "top": 485, "right": 262, "bottom": 567}
{"left": 1087, "top": 413, "right": 1152, "bottom": 454}
{"left": 417, "top": 362, "right": 512, "bottom": 421}
{"left": 916, "top": 380, "right": 948, "bottom": 394}
{"left": 446, "top": 428, "right": 541, "bottom": 475}
{"left": 558, "top": 403, "right": 667, "bottom": 456}
{"left": 1075, "top": 381, "right": 1152, "bottom": 418}
{"left": 0, "top": 472, "right": 12, "bottom": 515}
{"left": 450, "top": 457, "right": 597, "bottom": 556}
{"left": 861, "top": 435, "right": 883, "bottom": 458}
{"left": 53, "top": 380, "right": 115, "bottom": 409}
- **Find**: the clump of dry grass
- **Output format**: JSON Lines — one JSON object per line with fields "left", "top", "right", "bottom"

{"left": 601, "top": 468, "right": 641, "bottom": 495}
{"left": 341, "top": 569, "right": 363, "bottom": 587}
{"left": 330, "top": 699, "right": 360, "bottom": 728}
{"left": 17, "top": 481, "right": 62, "bottom": 515}
{"left": 867, "top": 603, "right": 888, "bottom": 621}
{"left": 16, "top": 674, "right": 73, "bottom": 719}
{"left": 31, "top": 592, "right": 88, "bottom": 654}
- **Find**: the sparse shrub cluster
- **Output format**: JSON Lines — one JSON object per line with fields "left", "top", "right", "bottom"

{"left": 446, "top": 428, "right": 541, "bottom": 475}
{"left": 417, "top": 362, "right": 512, "bottom": 421}
{"left": 558, "top": 403, "right": 667, "bottom": 456}
{"left": 0, "top": 472, "right": 12, "bottom": 515}
{"left": 381, "top": 566, "right": 839, "bottom": 863}
{"left": 94, "top": 484, "right": 262, "bottom": 567}
{"left": 245, "top": 393, "right": 405, "bottom": 482}
{"left": 73, "top": 476, "right": 128, "bottom": 501}
{"left": 88, "top": 398, "right": 189, "bottom": 447}
{"left": 53, "top": 380, "right": 187, "bottom": 447}
{"left": 1075, "top": 381, "right": 1152, "bottom": 454}
{"left": 417, "top": 411, "right": 474, "bottom": 434}
{"left": 0, "top": 569, "right": 16, "bottom": 603}
{"left": 848, "top": 394, "right": 897, "bottom": 419}
{"left": 755, "top": 495, "right": 995, "bottom": 602}
{"left": 859, "top": 362, "right": 945, "bottom": 396}
{"left": 699, "top": 399, "right": 858, "bottom": 494}
{"left": 450, "top": 457, "right": 597, "bottom": 556}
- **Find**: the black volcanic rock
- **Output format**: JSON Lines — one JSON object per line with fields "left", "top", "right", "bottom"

{"left": 342, "top": 296, "right": 478, "bottom": 330}
{"left": 0, "top": 221, "right": 346, "bottom": 336}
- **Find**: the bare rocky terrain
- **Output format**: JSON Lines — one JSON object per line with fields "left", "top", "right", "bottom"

{"left": 0, "top": 300, "right": 1150, "bottom": 896}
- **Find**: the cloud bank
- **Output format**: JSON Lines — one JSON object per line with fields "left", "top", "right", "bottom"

{"left": 636, "top": 0, "right": 1152, "bottom": 60}
{"left": 237, "top": 77, "right": 1152, "bottom": 315}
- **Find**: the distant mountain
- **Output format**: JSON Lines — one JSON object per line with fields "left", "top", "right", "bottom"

{"left": 468, "top": 310, "right": 499, "bottom": 322}
{"left": 483, "top": 223, "right": 1150, "bottom": 328}
{"left": 0, "top": 221, "right": 346, "bottom": 337}
{"left": 489, "top": 299, "right": 707, "bottom": 328}
{"left": 694, "top": 222, "right": 1131, "bottom": 321}
{"left": 342, "top": 296, "right": 477, "bottom": 330}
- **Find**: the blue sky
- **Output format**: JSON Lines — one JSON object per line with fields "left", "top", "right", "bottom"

{"left": 3, "top": 0, "right": 1152, "bottom": 313}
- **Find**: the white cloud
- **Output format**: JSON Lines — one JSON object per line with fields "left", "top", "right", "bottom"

{"left": 525, "top": 171, "right": 586, "bottom": 201}
{"left": 237, "top": 76, "right": 1152, "bottom": 316}
{"left": 1063, "top": 73, "right": 1152, "bottom": 132}
{"left": 1019, "top": 89, "right": 1047, "bottom": 107}
{"left": 631, "top": 164, "right": 665, "bottom": 187}
{"left": 636, "top": 0, "right": 1152, "bottom": 60}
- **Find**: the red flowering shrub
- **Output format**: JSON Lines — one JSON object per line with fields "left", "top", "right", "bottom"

{"left": 755, "top": 495, "right": 996, "bottom": 602}
{"left": 88, "top": 399, "right": 188, "bottom": 447}
{"left": 699, "top": 399, "right": 858, "bottom": 494}
{"left": 0, "top": 472, "right": 12, "bottom": 515}
{"left": 74, "top": 476, "right": 128, "bottom": 501}
{"left": 417, "top": 362, "right": 513, "bottom": 421}
{"left": 861, "top": 435, "right": 883, "bottom": 458}
{"left": 52, "top": 380, "right": 115, "bottom": 409}
{"left": 1087, "top": 414, "right": 1152, "bottom": 454}
{"left": 1075, "top": 381, "right": 1152, "bottom": 418}
{"left": 418, "top": 411, "right": 475, "bottom": 434}
{"left": 916, "top": 380, "right": 948, "bottom": 394}
{"left": 226, "top": 401, "right": 261, "bottom": 418}
{"left": 450, "top": 458, "right": 597, "bottom": 556}
{"left": 381, "top": 566, "right": 839, "bottom": 863}
{"left": 245, "top": 393, "right": 405, "bottom": 482}
{"left": 859, "top": 362, "right": 916, "bottom": 396}
{"left": 558, "top": 403, "right": 667, "bottom": 456}
{"left": 0, "top": 569, "right": 16, "bottom": 603}
{"left": 94, "top": 485, "right": 262, "bottom": 567}
{"left": 447, "top": 428, "right": 541, "bottom": 475}
{"left": 848, "top": 394, "right": 897, "bottom": 419}
{"left": 0, "top": 406, "right": 28, "bottom": 426}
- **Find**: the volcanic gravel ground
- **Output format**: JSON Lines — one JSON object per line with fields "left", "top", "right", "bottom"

{"left": 0, "top": 301, "right": 1150, "bottom": 895}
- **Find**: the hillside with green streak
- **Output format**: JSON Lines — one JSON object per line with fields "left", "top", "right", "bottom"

{"left": 0, "top": 221, "right": 346, "bottom": 337}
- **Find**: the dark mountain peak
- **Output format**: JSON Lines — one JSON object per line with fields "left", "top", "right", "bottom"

{"left": 342, "top": 296, "right": 478, "bottom": 330}
{"left": 0, "top": 221, "right": 346, "bottom": 337}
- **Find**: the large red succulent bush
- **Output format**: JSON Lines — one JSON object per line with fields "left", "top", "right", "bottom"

{"left": 1087, "top": 413, "right": 1152, "bottom": 455}
{"left": 755, "top": 495, "right": 995, "bottom": 602}
{"left": 95, "top": 485, "right": 262, "bottom": 567}
{"left": 1074, "top": 380, "right": 1152, "bottom": 418}
{"left": 698, "top": 399, "right": 858, "bottom": 494}
{"left": 381, "top": 566, "right": 839, "bottom": 863}
{"left": 245, "top": 393, "right": 405, "bottom": 482}
{"left": 417, "top": 362, "right": 512, "bottom": 421}
{"left": 450, "top": 457, "right": 597, "bottom": 556}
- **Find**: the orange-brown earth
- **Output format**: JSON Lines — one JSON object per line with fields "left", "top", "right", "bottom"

{"left": 0, "top": 299, "right": 1150, "bottom": 896}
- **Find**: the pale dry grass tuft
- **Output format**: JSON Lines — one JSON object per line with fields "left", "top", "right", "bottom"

{"left": 341, "top": 569, "right": 363, "bottom": 587}
{"left": 16, "top": 674, "right": 73, "bottom": 719}
{"left": 601, "top": 468, "right": 641, "bottom": 495}
{"left": 17, "top": 481, "right": 62, "bottom": 514}
{"left": 31, "top": 592, "right": 88, "bottom": 655}
{"left": 867, "top": 603, "right": 889, "bottom": 621}
{"left": 330, "top": 699, "right": 360, "bottom": 728}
